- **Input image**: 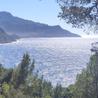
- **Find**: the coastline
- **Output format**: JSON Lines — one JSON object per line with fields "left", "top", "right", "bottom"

{"left": 0, "top": 38, "right": 20, "bottom": 45}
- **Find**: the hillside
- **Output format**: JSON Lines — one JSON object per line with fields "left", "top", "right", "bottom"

{"left": 0, "top": 11, "right": 80, "bottom": 37}
{"left": 0, "top": 27, "right": 18, "bottom": 43}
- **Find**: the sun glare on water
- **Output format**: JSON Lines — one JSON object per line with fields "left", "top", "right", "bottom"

{"left": 82, "top": 34, "right": 98, "bottom": 38}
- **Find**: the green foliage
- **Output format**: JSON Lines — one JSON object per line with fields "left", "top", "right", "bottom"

{"left": 0, "top": 52, "right": 98, "bottom": 98}
{"left": 57, "top": 0, "right": 98, "bottom": 30}
{"left": 0, "top": 95, "right": 5, "bottom": 98}
{"left": 12, "top": 53, "right": 35, "bottom": 89}
{"left": 2, "top": 82, "right": 10, "bottom": 94}
{"left": 0, "top": 53, "right": 63, "bottom": 98}
{"left": 53, "top": 84, "right": 62, "bottom": 98}
{"left": 15, "top": 53, "right": 31, "bottom": 88}
{"left": 66, "top": 52, "right": 98, "bottom": 98}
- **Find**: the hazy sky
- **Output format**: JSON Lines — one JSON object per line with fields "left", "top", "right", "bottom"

{"left": 0, "top": 0, "right": 87, "bottom": 36}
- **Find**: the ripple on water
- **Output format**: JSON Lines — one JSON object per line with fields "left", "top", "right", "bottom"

{"left": 0, "top": 37, "right": 97, "bottom": 87}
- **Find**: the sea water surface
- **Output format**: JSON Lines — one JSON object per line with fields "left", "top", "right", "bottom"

{"left": 0, "top": 37, "right": 97, "bottom": 87}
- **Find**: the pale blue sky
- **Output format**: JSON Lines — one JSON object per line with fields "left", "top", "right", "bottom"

{"left": 0, "top": 0, "right": 85, "bottom": 36}
{"left": 0, "top": 0, "right": 60, "bottom": 25}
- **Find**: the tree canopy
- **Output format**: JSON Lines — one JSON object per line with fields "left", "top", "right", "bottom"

{"left": 57, "top": 0, "right": 98, "bottom": 32}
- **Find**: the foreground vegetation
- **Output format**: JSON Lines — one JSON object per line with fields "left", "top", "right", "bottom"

{"left": 0, "top": 52, "right": 98, "bottom": 98}
{"left": 0, "top": 53, "right": 66, "bottom": 98}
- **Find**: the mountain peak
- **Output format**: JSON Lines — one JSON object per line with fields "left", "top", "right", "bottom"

{"left": 0, "top": 11, "right": 80, "bottom": 37}
{"left": 53, "top": 25, "right": 61, "bottom": 29}
{"left": 0, "top": 11, "right": 12, "bottom": 15}
{"left": 0, "top": 11, "right": 13, "bottom": 18}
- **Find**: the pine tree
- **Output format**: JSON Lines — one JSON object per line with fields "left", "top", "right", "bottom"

{"left": 15, "top": 53, "right": 31, "bottom": 88}
{"left": 70, "top": 52, "right": 98, "bottom": 98}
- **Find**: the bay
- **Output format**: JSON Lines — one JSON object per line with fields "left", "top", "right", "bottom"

{"left": 0, "top": 37, "right": 97, "bottom": 87}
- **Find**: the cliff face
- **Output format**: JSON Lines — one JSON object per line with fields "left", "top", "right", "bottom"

{"left": 0, "top": 11, "right": 80, "bottom": 37}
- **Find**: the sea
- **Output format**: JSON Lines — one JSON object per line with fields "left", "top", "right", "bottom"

{"left": 0, "top": 37, "right": 97, "bottom": 87}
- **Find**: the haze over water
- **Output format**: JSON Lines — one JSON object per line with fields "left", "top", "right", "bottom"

{"left": 0, "top": 37, "right": 97, "bottom": 87}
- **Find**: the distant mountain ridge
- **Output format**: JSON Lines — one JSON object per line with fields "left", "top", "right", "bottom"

{"left": 0, "top": 11, "right": 80, "bottom": 37}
